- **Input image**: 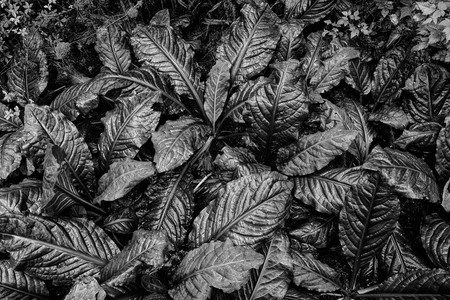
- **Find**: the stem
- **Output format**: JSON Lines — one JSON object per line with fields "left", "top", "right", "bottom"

{"left": 55, "top": 183, "right": 107, "bottom": 216}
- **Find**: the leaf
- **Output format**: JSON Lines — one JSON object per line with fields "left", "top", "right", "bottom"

{"left": 372, "top": 48, "right": 411, "bottom": 106}
{"left": 151, "top": 117, "right": 210, "bottom": 173}
{"left": 363, "top": 146, "right": 440, "bottom": 202}
{"left": 94, "top": 159, "right": 156, "bottom": 204}
{"left": 216, "top": 3, "right": 280, "bottom": 85}
{"left": 277, "top": 126, "right": 358, "bottom": 176}
{"left": 95, "top": 24, "right": 131, "bottom": 73}
{"left": 0, "top": 179, "right": 42, "bottom": 214}
{"left": 0, "top": 103, "right": 22, "bottom": 131}
{"left": 345, "top": 58, "right": 372, "bottom": 95}
{"left": 380, "top": 222, "right": 429, "bottom": 277}
{"left": 339, "top": 171, "right": 400, "bottom": 280}
{"left": 0, "top": 214, "right": 119, "bottom": 285}
{"left": 245, "top": 60, "right": 310, "bottom": 162}
{"left": 189, "top": 172, "right": 293, "bottom": 248}
{"left": 276, "top": 20, "right": 305, "bottom": 61}
{"left": 226, "top": 79, "right": 264, "bottom": 123}
{"left": 421, "top": 214, "right": 450, "bottom": 269}
{"left": 100, "top": 230, "right": 169, "bottom": 294}
{"left": 64, "top": 276, "right": 106, "bottom": 300}
{"left": 233, "top": 232, "right": 292, "bottom": 300}
{"left": 141, "top": 172, "right": 194, "bottom": 245}
{"left": 204, "top": 61, "right": 231, "bottom": 128}
{"left": 436, "top": 116, "right": 450, "bottom": 179}
{"left": 283, "top": 0, "right": 337, "bottom": 23}
{"left": 290, "top": 216, "right": 336, "bottom": 249}
{"left": 302, "top": 32, "right": 325, "bottom": 80}
{"left": 371, "top": 269, "right": 450, "bottom": 298}
{"left": 0, "top": 131, "right": 23, "bottom": 180}
{"left": 169, "top": 239, "right": 264, "bottom": 300}
{"left": 130, "top": 22, "right": 201, "bottom": 102}
{"left": 394, "top": 122, "right": 441, "bottom": 151}
{"left": 213, "top": 146, "right": 258, "bottom": 181}
{"left": 6, "top": 31, "right": 48, "bottom": 106}
{"left": 22, "top": 104, "right": 95, "bottom": 195}
{"left": 404, "top": 63, "right": 450, "bottom": 123}
{"left": 291, "top": 249, "right": 341, "bottom": 293}
{"left": 368, "top": 105, "right": 411, "bottom": 130}
{"left": 310, "top": 47, "right": 360, "bottom": 93}
{"left": 0, "top": 260, "right": 49, "bottom": 300}
{"left": 99, "top": 91, "right": 162, "bottom": 168}
{"left": 294, "top": 167, "right": 363, "bottom": 215}
{"left": 103, "top": 208, "right": 138, "bottom": 234}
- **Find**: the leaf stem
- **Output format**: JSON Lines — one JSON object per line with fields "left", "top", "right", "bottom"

{"left": 55, "top": 184, "right": 107, "bottom": 216}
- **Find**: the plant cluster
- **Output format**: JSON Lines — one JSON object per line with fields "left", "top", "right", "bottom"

{"left": 0, "top": 0, "right": 450, "bottom": 299}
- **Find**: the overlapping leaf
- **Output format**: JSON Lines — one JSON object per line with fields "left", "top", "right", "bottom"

{"left": 404, "top": 63, "right": 450, "bottom": 123}
{"left": 283, "top": 0, "right": 337, "bottom": 23}
{"left": 189, "top": 172, "right": 292, "bottom": 248}
{"left": 0, "top": 103, "right": 22, "bottom": 131}
{"left": 276, "top": 20, "right": 305, "bottom": 61}
{"left": 64, "top": 276, "right": 106, "bottom": 300}
{"left": 277, "top": 126, "right": 358, "bottom": 176}
{"left": 216, "top": 3, "right": 280, "bottom": 85}
{"left": 421, "top": 214, "right": 450, "bottom": 269}
{"left": 368, "top": 105, "right": 411, "bottom": 130}
{"left": 0, "top": 179, "right": 42, "bottom": 214}
{"left": 95, "top": 159, "right": 156, "bottom": 204}
{"left": 151, "top": 117, "right": 210, "bottom": 173}
{"left": 436, "top": 116, "right": 450, "bottom": 179}
{"left": 0, "top": 130, "right": 23, "bottom": 180}
{"left": 395, "top": 122, "right": 441, "bottom": 151}
{"left": 102, "top": 209, "right": 138, "bottom": 234}
{"left": 169, "top": 239, "right": 264, "bottom": 300}
{"left": 95, "top": 24, "right": 131, "bottom": 73}
{"left": 245, "top": 60, "right": 310, "bottom": 162}
{"left": 345, "top": 58, "right": 372, "bottom": 95}
{"left": 363, "top": 146, "right": 440, "bottom": 202}
{"left": 0, "top": 260, "right": 49, "bottom": 300}
{"left": 339, "top": 171, "right": 400, "bottom": 276}
{"left": 290, "top": 216, "right": 335, "bottom": 249}
{"left": 291, "top": 250, "right": 341, "bottom": 293}
{"left": 22, "top": 104, "right": 95, "bottom": 194}
{"left": 99, "top": 91, "right": 161, "bottom": 168}
{"left": 0, "top": 214, "right": 119, "bottom": 285}
{"left": 301, "top": 32, "right": 325, "bottom": 80}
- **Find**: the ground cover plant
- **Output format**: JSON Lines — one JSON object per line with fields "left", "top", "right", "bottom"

{"left": 1, "top": 0, "right": 450, "bottom": 299}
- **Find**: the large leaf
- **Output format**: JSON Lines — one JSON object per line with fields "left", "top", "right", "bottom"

{"left": 216, "top": 3, "right": 280, "bottom": 85}
{"left": 22, "top": 104, "right": 95, "bottom": 195}
{"left": 245, "top": 60, "right": 310, "bottom": 162}
{"left": 140, "top": 172, "right": 194, "bottom": 245}
{"left": 404, "top": 63, "right": 450, "bottom": 123}
{"left": 0, "top": 103, "right": 22, "bottom": 131}
{"left": 380, "top": 222, "right": 429, "bottom": 277}
{"left": 291, "top": 249, "right": 341, "bottom": 293}
{"left": 94, "top": 159, "right": 156, "bottom": 204}
{"left": 189, "top": 172, "right": 293, "bottom": 248}
{"left": 99, "top": 91, "right": 161, "bottom": 168}
{"left": 0, "top": 179, "right": 42, "bottom": 214}
{"left": 436, "top": 116, "right": 450, "bottom": 179}
{"left": 130, "top": 14, "right": 201, "bottom": 103}
{"left": 363, "top": 146, "right": 440, "bottom": 202}
{"left": 0, "top": 260, "right": 49, "bottom": 300}
{"left": 421, "top": 214, "right": 450, "bottom": 269}
{"left": 282, "top": 0, "right": 337, "bottom": 23}
{"left": 204, "top": 61, "right": 230, "bottom": 129}
{"left": 233, "top": 232, "right": 292, "bottom": 300}
{"left": 0, "top": 214, "right": 119, "bottom": 284}
{"left": 276, "top": 20, "right": 305, "bottom": 61}
{"left": 277, "top": 126, "right": 358, "bottom": 176}
{"left": 6, "top": 31, "right": 48, "bottom": 106}
{"left": 294, "top": 167, "right": 363, "bottom": 215}
{"left": 0, "top": 131, "right": 23, "bottom": 180}
{"left": 345, "top": 58, "right": 372, "bottom": 95}
{"left": 151, "top": 117, "right": 210, "bottom": 173}
{"left": 95, "top": 24, "right": 131, "bottom": 73}
{"left": 339, "top": 171, "right": 400, "bottom": 285}
{"left": 169, "top": 239, "right": 264, "bottom": 300}
{"left": 310, "top": 47, "right": 360, "bottom": 93}
{"left": 395, "top": 122, "right": 441, "bottom": 151}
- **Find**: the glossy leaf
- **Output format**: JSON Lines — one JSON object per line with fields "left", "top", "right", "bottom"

{"left": 363, "top": 146, "right": 440, "bottom": 202}
{"left": 216, "top": 3, "right": 280, "bottom": 85}
{"left": 404, "top": 63, "right": 450, "bottom": 123}
{"left": 204, "top": 61, "right": 231, "bottom": 128}
{"left": 395, "top": 122, "right": 441, "bottom": 151}
{"left": 0, "top": 103, "right": 22, "bottom": 131}
{"left": 0, "top": 179, "right": 42, "bottom": 214}
{"left": 103, "top": 209, "right": 138, "bottom": 234}
{"left": 290, "top": 216, "right": 336, "bottom": 249}
{"left": 368, "top": 105, "right": 411, "bottom": 130}
{"left": 436, "top": 116, "right": 450, "bottom": 179}
{"left": 339, "top": 171, "right": 400, "bottom": 281}
{"left": 22, "top": 104, "right": 95, "bottom": 194}
{"left": 151, "top": 117, "right": 210, "bottom": 173}
{"left": 169, "top": 239, "right": 264, "bottom": 300}
{"left": 245, "top": 60, "right": 310, "bottom": 162}
{"left": 0, "top": 131, "right": 23, "bottom": 180}
{"left": 345, "top": 58, "right": 372, "bottom": 95}
{"left": 64, "top": 276, "right": 106, "bottom": 300}
{"left": 99, "top": 91, "right": 161, "bottom": 168}
{"left": 189, "top": 172, "right": 293, "bottom": 248}
{"left": 0, "top": 260, "right": 49, "bottom": 300}
{"left": 226, "top": 79, "right": 265, "bottom": 123}
{"left": 0, "top": 214, "right": 119, "bottom": 284}
{"left": 277, "top": 126, "right": 358, "bottom": 176}
{"left": 301, "top": 32, "right": 325, "bottom": 80}
{"left": 421, "top": 214, "right": 450, "bottom": 269}
{"left": 95, "top": 24, "right": 131, "bottom": 73}
{"left": 291, "top": 250, "right": 341, "bottom": 293}
{"left": 95, "top": 159, "right": 156, "bottom": 204}
{"left": 283, "top": 0, "right": 337, "bottom": 23}
{"left": 213, "top": 146, "right": 258, "bottom": 181}
{"left": 310, "top": 47, "right": 359, "bottom": 93}
{"left": 276, "top": 20, "right": 305, "bottom": 61}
